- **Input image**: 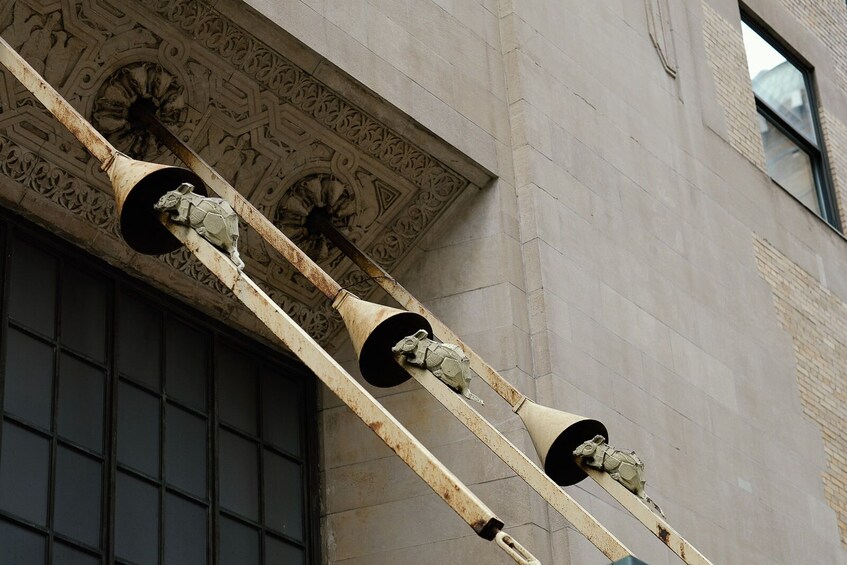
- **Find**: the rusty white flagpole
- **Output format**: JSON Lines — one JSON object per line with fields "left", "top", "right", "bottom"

{"left": 0, "top": 35, "right": 544, "bottom": 565}
{"left": 309, "top": 213, "right": 714, "bottom": 565}
{"left": 135, "top": 107, "right": 636, "bottom": 562}
{"left": 163, "top": 221, "right": 540, "bottom": 565}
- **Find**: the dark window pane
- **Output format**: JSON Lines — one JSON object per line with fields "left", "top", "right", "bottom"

{"left": 165, "top": 404, "right": 206, "bottom": 498}
{"left": 266, "top": 536, "right": 304, "bottom": 565}
{"left": 165, "top": 319, "right": 208, "bottom": 411}
{"left": 219, "top": 517, "right": 258, "bottom": 565}
{"left": 61, "top": 268, "right": 107, "bottom": 362}
{"left": 219, "top": 429, "right": 258, "bottom": 521}
{"left": 4, "top": 328, "right": 53, "bottom": 428}
{"left": 264, "top": 452, "right": 303, "bottom": 541}
{"left": 164, "top": 494, "right": 207, "bottom": 565}
{"left": 54, "top": 542, "right": 100, "bottom": 565}
{"left": 0, "top": 520, "right": 45, "bottom": 564}
{"left": 262, "top": 369, "right": 302, "bottom": 456}
{"left": 218, "top": 347, "right": 257, "bottom": 434}
{"left": 58, "top": 355, "right": 104, "bottom": 453}
{"left": 9, "top": 239, "right": 56, "bottom": 336}
{"left": 0, "top": 422, "right": 49, "bottom": 525}
{"left": 118, "top": 293, "right": 160, "bottom": 389}
{"left": 115, "top": 472, "right": 159, "bottom": 565}
{"left": 54, "top": 447, "right": 101, "bottom": 548}
{"left": 117, "top": 382, "right": 160, "bottom": 477}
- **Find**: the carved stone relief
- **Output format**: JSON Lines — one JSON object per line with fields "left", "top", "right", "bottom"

{"left": 0, "top": 0, "right": 481, "bottom": 344}
{"left": 645, "top": 0, "right": 678, "bottom": 77}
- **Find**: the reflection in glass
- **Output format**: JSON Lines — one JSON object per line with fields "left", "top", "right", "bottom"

{"left": 4, "top": 329, "right": 53, "bottom": 428}
{"left": 61, "top": 268, "right": 107, "bottom": 362}
{"left": 54, "top": 542, "right": 100, "bottom": 565}
{"left": 264, "top": 451, "right": 303, "bottom": 541}
{"left": 164, "top": 494, "right": 207, "bottom": 565}
{"left": 115, "top": 472, "right": 159, "bottom": 565}
{"left": 9, "top": 239, "right": 56, "bottom": 336}
{"left": 0, "top": 423, "right": 49, "bottom": 525}
{"left": 220, "top": 516, "right": 259, "bottom": 565}
{"left": 118, "top": 293, "right": 161, "bottom": 389}
{"left": 58, "top": 354, "right": 105, "bottom": 453}
{"left": 219, "top": 430, "right": 259, "bottom": 521}
{"left": 54, "top": 447, "right": 101, "bottom": 548}
{"left": 165, "top": 404, "right": 207, "bottom": 497}
{"left": 117, "top": 382, "right": 160, "bottom": 477}
{"left": 218, "top": 347, "right": 257, "bottom": 434}
{"left": 266, "top": 536, "right": 305, "bottom": 565}
{"left": 263, "top": 370, "right": 301, "bottom": 456}
{"left": 165, "top": 319, "right": 208, "bottom": 411}
{"left": 742, "top": 21, "right": 817, "bottom": 144}
{"left": 0, "top": 520, "right": 45, "bottom": 564}
{"left": 759, "top": 115, "right": 821, "bottom": 215}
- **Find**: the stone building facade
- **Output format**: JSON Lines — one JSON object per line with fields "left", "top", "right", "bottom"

{"left": 1, "top": 0, "right": 847, "bottom": 564}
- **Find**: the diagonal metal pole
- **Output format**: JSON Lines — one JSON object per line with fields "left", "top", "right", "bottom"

{"left": 0, "top": 36, "right": 543, "bottom": 564}
{"left": 138, "top": 107, "right": 636, "bottom": 562}
{"left": 309, "top": 212, "right": 714, "bottom": 565}
{"left": 162, "top": 221, "right": 540, "bottom": 564}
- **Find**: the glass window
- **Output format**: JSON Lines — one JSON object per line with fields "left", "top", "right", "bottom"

{"left": 0, "top": 218, "right": 317, "bottom": 564}
{"left": 741, "top": 18, "right": 839, "bottom": 227}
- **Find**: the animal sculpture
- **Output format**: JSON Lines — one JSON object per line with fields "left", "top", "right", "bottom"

{"left": 393, "top": 329, "right": 484, "bottom": 405}
{"left": 573, "top": 435, "right": 664, "bottom": 516}
{"left": 154, "top": 183, "right": 244, "bottom": 271}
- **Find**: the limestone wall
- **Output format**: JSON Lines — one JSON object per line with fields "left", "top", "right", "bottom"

{"left": 240, "top": 1, "right": 847, "bottom": 563}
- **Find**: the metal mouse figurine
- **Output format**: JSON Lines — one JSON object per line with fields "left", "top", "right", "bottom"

{"left": 573, "top": 434, "right": 664, "bottom": 516}
{"left": 154, "top": 183, "right": 245, "bottom": 271}
{"left": 393, "top": 329, "right": 484, "bottom": 405}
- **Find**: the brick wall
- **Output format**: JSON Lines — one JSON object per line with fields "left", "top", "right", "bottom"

{"left": 700, "top": 0, "right": 767, "bottom": 170}
{"left": 754, "top": 235, "right": 847, "bottom": 546}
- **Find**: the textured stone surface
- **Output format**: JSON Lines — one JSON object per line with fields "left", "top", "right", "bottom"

{"left": 754, "top": 236, "right": 847, "bottom": 546}
{"left": 0, "top": 0, "right": 485, "bottom": 344}
{"left": 5, "top": 0, "right": 847, "bottom": 563}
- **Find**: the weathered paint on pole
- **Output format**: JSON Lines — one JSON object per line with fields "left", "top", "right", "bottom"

{"left": 310, "top": 211, "right": 527, "bottom": 408}
{"left": 0, "top": 36, "right": 114, "bottom": 166}
{"left": 579, "top": 464, "right": 714, "bottom": 565}
{"left": 134, "top": 106, "right": 342, "bottom": 300}
{"left": 162, "top": 220, "right": 547, "bottom": 564}
{"left": 315, "top": 213, "right": 716, "bottom": 565}
{"left": 399, "top": 360, "right": 634, "bottom": 562}
{"left": 137, "top": 72, "right": 712, "bottom": 565}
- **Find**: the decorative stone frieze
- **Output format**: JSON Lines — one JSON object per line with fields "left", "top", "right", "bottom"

{"left": 92, "top": 63, "right": 187, "bottom": 160}
{"left": 0, "top": 0, "right": 484, "bottom": 344}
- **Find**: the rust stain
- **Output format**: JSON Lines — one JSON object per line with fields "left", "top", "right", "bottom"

{"left": 658, "top": 526, "right": 671, "bottom": 545}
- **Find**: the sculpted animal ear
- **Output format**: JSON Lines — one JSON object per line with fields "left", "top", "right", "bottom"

{"left": 592, "top": 435, "right": 605, "bottom": 444}
{"left": 177, "top": 182, "right": 194, "bottom": 194}
{"left": 414, "top": 329, "right": 428, "bottom": 339}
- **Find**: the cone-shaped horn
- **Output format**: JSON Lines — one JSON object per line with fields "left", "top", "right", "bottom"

{"left": 516, "top": 399, "right": 608, "bottom": 486}
{"left": 334, "top": 290, "right": 433, "bottom": 388}
{"left": 106, "top": 153, "right": 206, "bottom": 254}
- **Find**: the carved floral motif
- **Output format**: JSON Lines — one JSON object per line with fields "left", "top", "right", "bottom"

{"left": 0, "top": 0, "right": 478, "bottom": 344}
{"left": 274, "top": 173, "right": 357, "bottom": 260}
{"left": 92, "top": 63, "right": 187, "bottom": 159}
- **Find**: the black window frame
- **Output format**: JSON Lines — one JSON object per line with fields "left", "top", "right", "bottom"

{"left": 0, "top": 208, "right": 321, "bottom": 564}
{"left": 741, "top": 12, "right": 841, "bottom": 230}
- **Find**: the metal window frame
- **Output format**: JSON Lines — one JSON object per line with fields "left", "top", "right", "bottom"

{"left": 741, "top": 12, "right": 841, "bottom": 230}
{"left": 0, "top": 207, "right": 321, "bottom": 564}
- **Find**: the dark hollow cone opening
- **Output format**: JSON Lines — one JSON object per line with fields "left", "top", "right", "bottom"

{"left": 119, "top": 167, "right": 207, "bottom": 255}
{"left": 360, "top": 312, "right": 433, "bottom": 388}
{"left": 544, "top": 419, "right": 608, "bottom": 486}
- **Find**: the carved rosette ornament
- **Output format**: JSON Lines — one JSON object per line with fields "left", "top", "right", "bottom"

{"left": 92, "top": 63, "right": 187, "bottom": 160}
{"left": 274, "top": 174, "right": 357, "bottom": 260}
